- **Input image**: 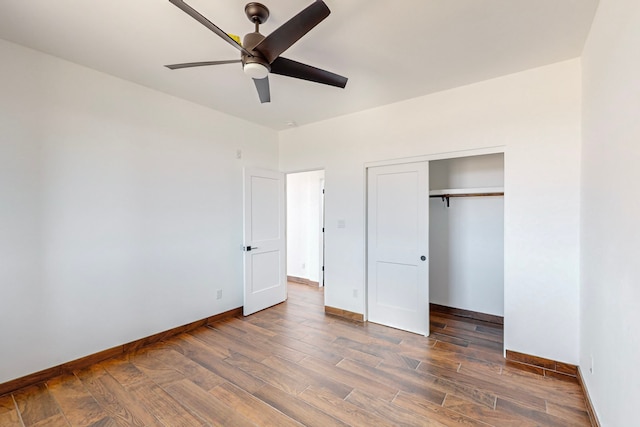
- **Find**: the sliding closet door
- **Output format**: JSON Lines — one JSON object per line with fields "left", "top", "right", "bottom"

{"left": 367, "top": 162, "right": 429, "bottom": 335}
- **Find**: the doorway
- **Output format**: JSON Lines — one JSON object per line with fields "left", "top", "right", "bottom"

{"left": 286, "top": 170, "right": 325, "bottom": 287}
{"left": 429, "top": 154, "right": 505, "bottom": 321}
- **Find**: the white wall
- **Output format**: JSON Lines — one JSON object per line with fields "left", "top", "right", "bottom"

{"left": 429, "top": 154, "right": 505, "bottom": 190}
{"left": 580, "top": 0, "right": 640, "bottom": 424}
{"left": 429, "top": 155, "right": 504, "bottom": 316}
{"left": 286, "top": 170, "right": 324, "bottom": 282}
{"left": 280, "top": 59, "right": 581, "bottom": 364}
{"left": 0, "top": 39, "right": 279, "bottom": 384}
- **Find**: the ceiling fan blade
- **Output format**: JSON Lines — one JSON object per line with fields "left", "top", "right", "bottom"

{"left": 270, "top": 57, "right": 347, "bottom": 88}
{"left": 253, "top": 77, "right": 271, "bottom": 103}
{"left": 254, "top": 1, "right": 330, "bottom": 64}
{"left": 168, "top": 0, "right": 254, "bottom": 57}
{"left": 165, "top": 60, "right": 242, "bottom": 70}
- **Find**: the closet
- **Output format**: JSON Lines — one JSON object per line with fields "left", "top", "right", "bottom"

{"left": 429, "top": 154, "right": 504, "bottom": 320}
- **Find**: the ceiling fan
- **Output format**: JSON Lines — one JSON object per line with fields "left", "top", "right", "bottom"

{"left": 166, "top": 0, "right": 348, "bottom": 103}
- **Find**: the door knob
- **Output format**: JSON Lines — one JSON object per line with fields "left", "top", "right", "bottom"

{"left": 420, "top": 255, "right": 426, "bottom": 261}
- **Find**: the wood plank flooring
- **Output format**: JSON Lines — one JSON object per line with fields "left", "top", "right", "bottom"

{"left": 3, "top": 283, "right": 590, "bottom": 426}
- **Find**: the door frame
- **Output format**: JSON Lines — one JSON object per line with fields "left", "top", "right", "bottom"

{"left": 319, "top": 177, "right": 325, "bottom": 287}
{"left": 363, "top": 146, "right": 506, "bottom": 322}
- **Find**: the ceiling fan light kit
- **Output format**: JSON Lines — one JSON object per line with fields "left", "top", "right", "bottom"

{"left": 243, "top": 63, "right": 269, "bottom": 79}
{"left": 166, "top": 0, "right": 348, "bottom": 103}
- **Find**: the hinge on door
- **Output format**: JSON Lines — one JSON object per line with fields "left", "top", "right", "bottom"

{"left": 322, "top": 227, "right": 324, "bottom": 233}
{"left": 322, "top": 266, "right": 324, "bottom": 271}
{"left": 322, "top": 189, "right": 325, "bottom": 194}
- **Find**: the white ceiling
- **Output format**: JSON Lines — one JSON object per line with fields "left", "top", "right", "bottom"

{"left": 0, "top": 0, "right": 598, "bottom": 130}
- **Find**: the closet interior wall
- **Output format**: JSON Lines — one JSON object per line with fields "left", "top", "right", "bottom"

{"left": 429, "top": 154, "right": 505, "bottom": 316}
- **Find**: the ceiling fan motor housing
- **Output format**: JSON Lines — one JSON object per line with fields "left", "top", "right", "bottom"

{"left": 242, "top": 32, "right": 271, "bottom": 72}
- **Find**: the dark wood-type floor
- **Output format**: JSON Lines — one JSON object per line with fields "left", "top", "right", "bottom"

{"left": 1, "top": 283, "right": 590, "bottom": 426}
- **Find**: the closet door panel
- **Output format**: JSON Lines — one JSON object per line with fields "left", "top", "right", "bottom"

{"left": 367, "top": 162, "right": 429, "bottom": 335}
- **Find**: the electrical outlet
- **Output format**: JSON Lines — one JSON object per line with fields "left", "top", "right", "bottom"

{"left": 216, "top": 289, "right": 222, "bottom": 300}
{"left": 353, "top": 289, "right": 358, "bottom": 298}
{"left": 236, "top": 149, "right": 242, "bottom": 159}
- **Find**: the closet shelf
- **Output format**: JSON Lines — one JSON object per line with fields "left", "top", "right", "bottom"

{"left": 429, "top": 187, "right": 504, "bottom": 207}
{"left": 429, "top": 187, "right": 504, "bottom": 197}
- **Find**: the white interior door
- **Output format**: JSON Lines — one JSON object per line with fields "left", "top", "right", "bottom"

{"left": 243, "top": 168, "right": 286, "bottom": 316}
{"left": 367, "top": 162, "right": 429, "bottom": 335}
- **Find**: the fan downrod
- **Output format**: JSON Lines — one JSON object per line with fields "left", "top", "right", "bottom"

{"left": 245, "top": 2, "right": 269, "bottom": 24}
